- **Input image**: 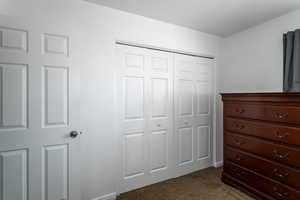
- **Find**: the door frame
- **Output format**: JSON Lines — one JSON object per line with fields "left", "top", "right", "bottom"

{"left": 113, "top": 40, "right": 217, "bottom": 195}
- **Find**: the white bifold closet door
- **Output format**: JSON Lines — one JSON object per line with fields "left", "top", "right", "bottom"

{"left": 117, "top": 45, "right": 174, "bottom": 193}
{"left": 117, "top": 44, "right": 213, "bottom": 193}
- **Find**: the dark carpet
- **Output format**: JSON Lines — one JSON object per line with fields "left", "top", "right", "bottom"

{"left": 117, "top": 167, "right": 254, "bottom": 200}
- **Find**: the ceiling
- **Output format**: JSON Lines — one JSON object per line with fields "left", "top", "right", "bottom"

{"left": 88, "top": 0, "right": 300, "bottom": 37}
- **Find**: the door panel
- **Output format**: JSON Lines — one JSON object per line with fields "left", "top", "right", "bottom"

{"left": 196, "top": 82, "right": 210, "bottom": 115}
{"left": 175, "top": 54, "right": 213, "bottom": 176}
{"left": 178, "top": 80, "right": 194, "bottom": 116}
{"left": 178, "top": 127, "right": 193, "bottom": 165}
{"left": 118, "top": 45, "right": 173, "bottom": 193}
{"left": 0, "top": 149, "right": 28, "bottom": 200}
{"left": 150, "top": 130, "right": 167, "bottom": 171}
{"left": 124, "top": 77, "right": 144, "bottom": 120}
{"left": 118, "top": 46, "right": 147, "bottom": 192}
{"left": 151, "top": 78, "right": 168, "bottom": 117}
{"left": 0, "top": 64, "right": 27, "bottom": 129}
{"left": 42, "top": 145, "right": 68, "bottom": 200}
{"left": 124, "top": 134, "right": 145, "bottom": 178}
{"left": 146, "top": 50, "right": 173, "bottom": 185}
{"left": 0, "top": 20, "right": 80, "bottom": 200}
{"left": 0, "top": 27, "right": 28, "bottom": 52}
{"left": 42, "top": 66, "right": 69, "bottom": 127}
{"left": 197, "top": 126, "right": 209, "bottom": 159}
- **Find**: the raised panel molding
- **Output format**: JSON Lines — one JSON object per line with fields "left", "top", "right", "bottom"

{"left": 151, "top": 57, "right": 168, "bottom": 73}
{"left": 0, "top": 27, "right": 28, "bottom": 52}
{"left": 197, "top": 82, "right": 210, "bottom": 115}
{"left": 42, "top": 33, "right": 69, "bottom": 56}
{"left": 42, "top": 144, "right": 68, "bottom": 200}
{"left": 178, "top": 127, "right": 193, "bottom": 166}
{"left": 124, "top": 77, "right": 144, "bottom": 120}
{"left": 151, "top": 78, "right": 168, "bottom": 118}
{"left": 197, "top": 126, "right": 209, "bottom": 160}
{"left": 178, "top": 80, "right": 194, "bottom": 116}
{"left": 0, "top": 63, "right": 27, "bottom": 130}
{"left": 124, "top": 133, "right": 145, "bottom": 178}
{"left": 0, "top": 149, "right": 28, "bottom": 200}
{"left": 150, "top": 130, "right": 167, "bottom": 172}
{"left": 125, "top": 53, "right": 144, "bottom": 73}
{"left": 42, "top": 66, "right": 69, "bottom": 127}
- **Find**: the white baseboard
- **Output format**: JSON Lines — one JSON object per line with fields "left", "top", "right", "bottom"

{"left": 213, "top": 161, "right": 223, "bottom": 168}
{"left": 91, "top": 192, "right": 116, "bottom": 200}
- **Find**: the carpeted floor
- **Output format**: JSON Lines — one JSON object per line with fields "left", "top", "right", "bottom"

{"left": 117, "top": 167, "right": 254, "bottom": 200}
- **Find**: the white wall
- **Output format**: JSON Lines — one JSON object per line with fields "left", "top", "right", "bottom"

{"left": 217, "top": 9, "right": 300, "bottom": 162}
{"left": 0, "top": 0, "right": 220, "bottom": 199}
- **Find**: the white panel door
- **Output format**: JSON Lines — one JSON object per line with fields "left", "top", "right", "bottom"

{"left": 174, "top": 54, "right": 213, "bottom": 177}
{"left": 117, "top": 45, "right": 173, "bottom": 193}
{"left": 148, "top": 50, "right": 173, "bottom": 185}
{"left": 0, "top": 20, "right": 80, "bottom": 200}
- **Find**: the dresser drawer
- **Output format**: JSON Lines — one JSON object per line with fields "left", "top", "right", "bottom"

{"left": 225, "top": 147, "right": 300, "bottom": 189}
{"left": 224, "top": 161, "right": 300, "bottom": 200}
{"left": 224, "top": 103, "right": 300, "bottom": 124}
{"left": 225, "top": 117, "right": 300, "bottom": 146}
{"left": 225, "top": 132, "right": 300, "bottom": 168}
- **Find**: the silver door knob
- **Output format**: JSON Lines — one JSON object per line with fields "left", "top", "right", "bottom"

{"left": 70, "top": 131, "right": 83, "bottom": 138}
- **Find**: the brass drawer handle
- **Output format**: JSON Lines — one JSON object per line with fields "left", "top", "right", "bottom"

{"left": 234, "top": 139, "right": 246, "bottom": 146}
{"left": 235, "top": 108, "right": 245, "bottom": 114}
{"left": 272, "top": 111, "right": 289, "bottom": 119}
{"left": 235, "top": 124, "right": 245, "bottom": 130}
{"left": 275, "top": 131, "right": 290, "bottom": 139}
{"left": 233, "top": 169, "right": 246, "bottom": 177}
{"left": 235, "top": 155, "right": 246, "bottom": 161}
{"left": 235, "top": 172, "right": 245, "bottom": 177}
{"left": 272, "top": 149, "right": 289, "bottom": 159}
{"left": 273, "top": 186, "right": 289, "bottom": 198}
{"left": 273, "top": 168, "right": 289, "bottom": 179}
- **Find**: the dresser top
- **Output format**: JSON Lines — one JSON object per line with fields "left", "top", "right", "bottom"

{"left": 221, "top": 92, "right": 300, "bottom": 103}
{"left": 221, "top": 92, "right": 300, "bottom": 97}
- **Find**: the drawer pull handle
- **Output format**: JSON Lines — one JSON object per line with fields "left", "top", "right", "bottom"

{"left": 235, "top": 124, "right": 245, "bottom": 129}
{"left": 273, "top": 186, "right": 289, "bottom": 198}
{"left": 272, "top": 112, "right": 289, "bottom": 119}
{"left": 235, "top": 108, "right": 245, "bottom": 114}
{"left": 275, "top": 131, "right": 290, "bottom": 139}
{"left": 234, "top": 139, "right": 246, "bottom": 146}
{"left": 273, "top": 149, "right": 289, "bottom": 159}
{"left": 273, "top": 168, "right": 289, "bottom": 179}
{"left": 235, "top": 155, "right": 245, "bottom": 161}
{"left": 235, "top": 172, "right": 245, "bottom": 177}
{"left": 233, "top": 169, "right": 246, "bottom": 177}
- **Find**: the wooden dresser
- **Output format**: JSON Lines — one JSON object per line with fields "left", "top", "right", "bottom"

{"left": 221, "top": 93, "right": 300, "bottom": 200}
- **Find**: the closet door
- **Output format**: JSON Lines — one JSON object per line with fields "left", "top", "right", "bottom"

{"left": 174, "top": 54, "right": 213, "bottom": 177}
{"left": 148, "top": 50, "right": 174, "bottom": 185}
{"left": 117, "top": 45, "right": 173, "bottom": 193}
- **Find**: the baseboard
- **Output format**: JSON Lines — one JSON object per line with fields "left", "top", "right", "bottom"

{"left": 214, "top": 161, "right": 223, "bottom": 168}
{"left": 91, "top": 192, "right": 116, "bottom": 200}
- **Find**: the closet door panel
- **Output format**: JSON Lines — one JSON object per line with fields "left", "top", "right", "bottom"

{"left": 118, "top": 46, "right": 174, "bottom": 193}
{"left": 118, "top": 46, "right": 148, "bottom": 193}
{"left": 148, "top": 50, "right": 173, "bottom": 185}
{"left": 175, "top": 54, "right": 213, "bottom": 176}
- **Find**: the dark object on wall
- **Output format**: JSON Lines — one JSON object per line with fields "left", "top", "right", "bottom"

{"left": 283, "top": 29, "right": 300, "bottom": 92}
{"left": 221, "top": 92, "right": 300, "bottom": 200}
